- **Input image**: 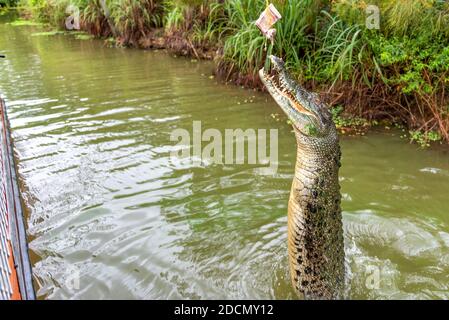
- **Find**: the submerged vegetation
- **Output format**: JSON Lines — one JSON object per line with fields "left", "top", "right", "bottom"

{"left": 9, "top": 0, "right": 449, "bottom": 145}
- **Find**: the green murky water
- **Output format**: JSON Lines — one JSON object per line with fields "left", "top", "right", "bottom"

{"left": 1, "top": 14, "right": 449, "bottom": 299}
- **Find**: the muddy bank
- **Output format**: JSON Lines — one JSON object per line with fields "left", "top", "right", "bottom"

{"left": 133, "top": 29, "right": 216, "bottom": 61}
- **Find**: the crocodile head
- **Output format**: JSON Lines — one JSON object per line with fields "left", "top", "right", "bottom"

{"left": 259, "top": 55, "right": 334, "bottom": 139}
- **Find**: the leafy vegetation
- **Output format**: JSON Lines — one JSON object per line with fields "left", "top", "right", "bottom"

{"left": 331, "top": 105, "right": 372, "bottom": 130}
{"left": 12, "top": 0, "right": 449, "bottom": 146}
{"left": 111, "top": 0, "right": 164, "bottom": 45}
{"left": 409, "top": 129, "right": 442, "bottom": 148}
{"left": 0, "top": 0, "right": 19, "bottom": 7}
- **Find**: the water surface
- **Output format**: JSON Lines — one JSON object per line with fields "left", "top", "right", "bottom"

{"left": 1, "top": 16, "right": 449, "bottom": 299}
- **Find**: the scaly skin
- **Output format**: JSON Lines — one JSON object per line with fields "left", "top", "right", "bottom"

{"left": 288, "top": 128, "right": 344, "bottom": 299}
{"left": 259, "top": 56, "right": 345, "bottom": 299}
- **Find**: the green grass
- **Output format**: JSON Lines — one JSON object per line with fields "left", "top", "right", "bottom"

{"left": 111, "top": 0, "right": 164, "bottom": 45}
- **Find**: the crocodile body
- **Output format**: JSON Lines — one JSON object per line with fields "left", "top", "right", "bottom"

{"left": 259, "top": 56, "right": 345, "bottom": 299}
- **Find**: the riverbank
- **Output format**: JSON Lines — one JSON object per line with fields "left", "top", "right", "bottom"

{"left": 8, "top": 1, "right": 449, "bottom": 146}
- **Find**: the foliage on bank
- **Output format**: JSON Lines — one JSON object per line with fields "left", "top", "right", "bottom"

{"left": 0, "top": 0, "right": 18, "bottom": 7}
{"left": 15, "top": 0, "right": 449, "bottom": 145}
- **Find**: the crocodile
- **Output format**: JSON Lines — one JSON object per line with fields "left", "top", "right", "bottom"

{"left": 259, "top": 55, "right": 345, "bottom": 299}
